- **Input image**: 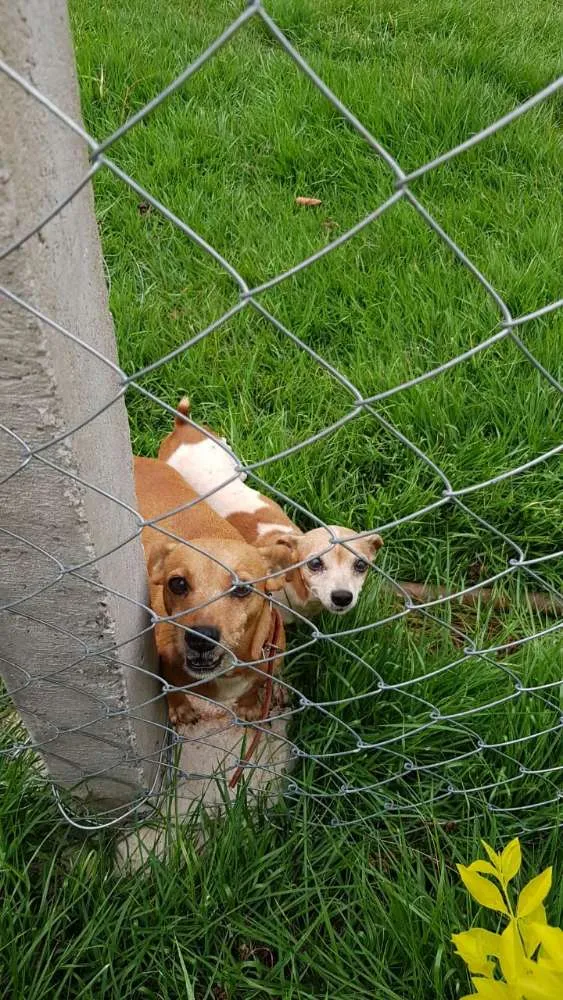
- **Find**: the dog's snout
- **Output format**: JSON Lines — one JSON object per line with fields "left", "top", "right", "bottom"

{"left": 186, "top": 625, "right": 221, "bottom": 651}
{"left": 331, "top": 589, "right": 353, "bottom": 608}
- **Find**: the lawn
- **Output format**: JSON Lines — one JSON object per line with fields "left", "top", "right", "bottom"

{"left": 1, "top": 0, "right": 561, "bottom": 997}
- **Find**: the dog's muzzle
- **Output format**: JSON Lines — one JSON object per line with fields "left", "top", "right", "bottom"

{"left": 184, "top": 625, "right": 224, "bottom": 676}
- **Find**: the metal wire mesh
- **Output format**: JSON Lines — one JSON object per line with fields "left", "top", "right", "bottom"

{"left": 1, "top": 0, "right": 562, "bottom": 836}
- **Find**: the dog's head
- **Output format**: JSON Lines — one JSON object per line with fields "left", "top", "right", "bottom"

{"left": 147, "top": 535, "right": 295, "bottom": 678}
{"left": 285, "top": 526, "right": 383, "bottom": 615}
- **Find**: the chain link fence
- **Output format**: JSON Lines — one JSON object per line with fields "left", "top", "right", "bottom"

{"left": 1, "top": 0, "right": 562, "bottom": 838}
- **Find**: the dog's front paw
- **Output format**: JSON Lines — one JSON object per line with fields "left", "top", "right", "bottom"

{"left": 235, "top": 689, "right": 264, "bottom": 722}
{"left": 167, "top": 694, "right": 198, "bottom": 727}
{"left": 271, "top": 681, "right": 289, "bottom": 713}
{"left": 235, "top": 681, "right": 289, "bottom": 722}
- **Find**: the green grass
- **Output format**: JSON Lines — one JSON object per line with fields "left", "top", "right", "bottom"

{"left": 1, "top": 0, "right": 562, "bottom": 996}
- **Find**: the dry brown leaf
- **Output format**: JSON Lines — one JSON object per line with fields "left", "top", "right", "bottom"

{"left": 295, "top": 196, "right": 322, "bottom": 206}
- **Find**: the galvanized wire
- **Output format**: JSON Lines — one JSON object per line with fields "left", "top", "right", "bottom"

{"left": 0, "top": 0, "right": 561, "bottom": 835}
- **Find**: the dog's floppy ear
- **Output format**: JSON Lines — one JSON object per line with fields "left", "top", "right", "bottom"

{"left": 256, "top": 533, "right": 299, "bottom": 592}
{"left": 365, "top": 532, "right": 383, "bottom": 557}
{"left": 146, "top": 542, "right": 177, "bottom": 586}
{"left": 250, "top": 599, "right": 273, "bottom": 665}
{"left": 249, "top": 597, "right": 285, "bottom": 665}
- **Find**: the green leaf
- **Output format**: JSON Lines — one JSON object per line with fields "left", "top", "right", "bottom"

{"left": 481, "top": 841, "right": 502, "bottom": 871}
{"left": 500, "top": 839, "right": 521, "bottom": 883}
{"left": 517, "top": 867, "right": 552, "bottom": 918}
{"left": 457, "top": 864, "right": 509, "bottom": 914}
{"left": 452, "top": 928, "right": 500, "bottom": 976}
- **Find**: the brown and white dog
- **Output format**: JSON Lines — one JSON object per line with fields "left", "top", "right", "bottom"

{"left": 158, "top": 399, "right": 383, "bottom": 623}
{"left": 134, "top": 457, "right": 295, "bottom": 725}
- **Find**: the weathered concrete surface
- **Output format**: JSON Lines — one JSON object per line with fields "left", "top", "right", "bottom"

{"left": 0, "top": 0, "right": 165, "bottom": 811}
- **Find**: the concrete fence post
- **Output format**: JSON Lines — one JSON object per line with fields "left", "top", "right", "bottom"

{"left": 0, "top": 0, "right": 165, "bottom": 813}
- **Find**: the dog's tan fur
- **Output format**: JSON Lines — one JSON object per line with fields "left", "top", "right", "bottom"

{"left": 134, "top": 457, "right": 295, "bottom": 724}
{"left": 158, "top": 400, "right": 383, "bottom": 621}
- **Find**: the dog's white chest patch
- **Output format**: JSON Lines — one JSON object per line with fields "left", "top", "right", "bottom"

{"left": 255, "top": 522, "right": 295, "bottom": 537}
{"left": 166, "top": 441, "right": 267, "bottom": 518}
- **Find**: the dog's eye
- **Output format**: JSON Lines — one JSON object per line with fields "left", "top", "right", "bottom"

{"left": 168, "top": 576, "right": 189, "bottom": 595}
{"left": 307, "top": 557, "right": 324, "bottom": 573}
{"left": 232, "top": 583, "right": 252, "bottom": 598}
{"left": 353, "top": 558, "right": 369, "bottom": 574}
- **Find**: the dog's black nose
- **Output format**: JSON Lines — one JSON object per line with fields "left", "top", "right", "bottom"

{"left": 331, "top": 589, "right": 353, "bottom": 608}
{"left": 186, "top": 625, "right": 221, "bottom": 652}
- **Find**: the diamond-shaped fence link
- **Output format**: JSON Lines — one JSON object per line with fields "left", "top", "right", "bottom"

{"left": 1, "top": 0, "right": 562, "bottom": 835}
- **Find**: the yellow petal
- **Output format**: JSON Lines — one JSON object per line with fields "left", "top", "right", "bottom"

{"left": 469, "top": 860, "right": 502, "bottom": 880}
{"left": 518, "top": 905, "right": 547, "bottom": 957}
{"left": 517, "top": 867, "right": 553, "bottom": 918}
{"left": 533, "top": 924, "right": 563, "bottom": 970}
{"left": 470, "top": 977, "right": 515, "bottom": 998}
{"left": 500, "top": 839, "right": 521, "bottom": 883}
{"left": 457, "top": 864, "right": 509, "bottom": 914}
{"left": 452, "top": 928, "right": 500, "bottom": 976}
{"left": 481, "top": 841, "right": 502, "bottom": 870}
{"left": 512, "top": 964, "right": 563, "bottom": 999}
{"left": 498, "top": 919, "right": 526, "bottom": 982}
